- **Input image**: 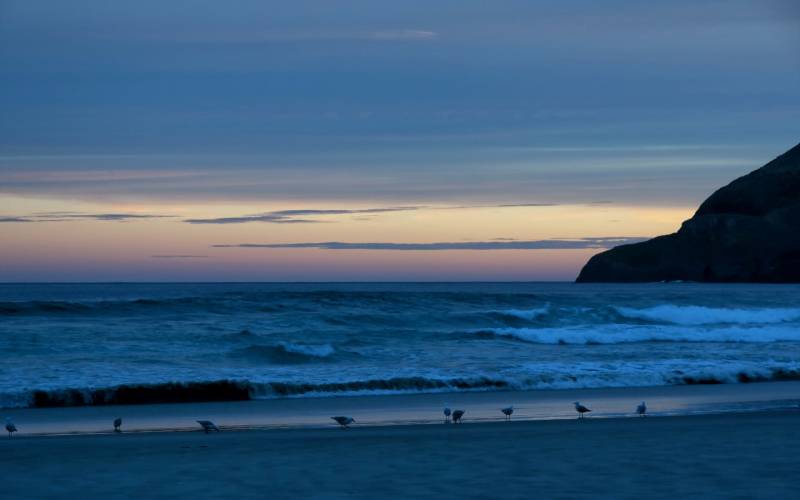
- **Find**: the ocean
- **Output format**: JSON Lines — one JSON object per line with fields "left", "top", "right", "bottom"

{"left": 2, "top": 282, "right": 800, "bottom": 409}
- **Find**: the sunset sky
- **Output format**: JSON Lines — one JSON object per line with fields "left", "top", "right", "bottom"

{"left": 1, "top": 0, "right": 799, "bottom": 281}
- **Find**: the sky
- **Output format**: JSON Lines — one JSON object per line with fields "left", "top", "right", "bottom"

{"left": 1, "top": 0, "right": 799, "bottom": 281}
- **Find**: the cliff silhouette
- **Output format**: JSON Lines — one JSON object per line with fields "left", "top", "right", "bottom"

{"left": 577, "top": 142, "right": 800, "bottom": 282}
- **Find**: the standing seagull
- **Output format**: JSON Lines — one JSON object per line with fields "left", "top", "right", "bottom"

{"left": 636, "top": 401, "right": 647, "bottom": 417}
{"left": 501, "top": 406, "right": 514, "bottom": 420}
{"left": 331, "top": 416, "right": 355, "bottom": 429}
{"left": 113, "top": 417, "right": 122, "bottom": 433}
{"left": 443, "top": 407, "right": 452, "bottom": 423}
{"left": 197, "top": 420, "right": 221, "bottom": 433}
{"left": 452, "top": 409, "right": 465, "bottom": 424}
{"left": 5, "top": 418, "right": 17, "bottom": 438}
{"left": 574, "top": 402, "right": 591, "bottom": 419}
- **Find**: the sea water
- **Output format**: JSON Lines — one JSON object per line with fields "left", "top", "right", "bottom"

{"left": 2, "top": 282, "right": 799, "bottom": 408}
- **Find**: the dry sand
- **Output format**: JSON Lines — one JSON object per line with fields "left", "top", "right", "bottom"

{"left": 2, "top": 410, "right": 799, "bottom": 499}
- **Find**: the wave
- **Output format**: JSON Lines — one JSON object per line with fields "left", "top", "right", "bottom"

{"left": 485, "top": 306, "right": 552, "bottom": 325}
{"left": 482, "top": 324, "right": 800, "bottom": 344}
{"left": 11, "top": 377, "right": 511, "bottom": 408}
{"left": 0, "top": 300, "right": 94, "bottom": 315}
{"left": 228, "top": 343, "right": 337, "bottom": 364}
{"left": 614, "top": 305, "right": 800, "bottom": 325}
{"left": 221, "top": 329, "right": 262, "bottom": 341}
{"left": 0, "top": 297, "right": 223, "bottom": 316}
{"left": 24, "top": 380, "right": 251, "bottom": 407}
{"left": 495, "top": 306, "right": 549, "bottom": 319}
{"left": 6, "top": 363, "right": 800, "bottom": 408}
{"left": 486, "top": 304, "right": 800, "bottom": 329}
{"left": 522, "top": 360, "right": 800, "bottom": 389}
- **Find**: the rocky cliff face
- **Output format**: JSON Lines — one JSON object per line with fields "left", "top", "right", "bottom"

{"left": 576, "top": 142, "right": 800, "bottom": 283}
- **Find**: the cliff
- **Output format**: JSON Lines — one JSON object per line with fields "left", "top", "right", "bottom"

{"left": 576, "top": 142, "right": 800, "bottom": 282}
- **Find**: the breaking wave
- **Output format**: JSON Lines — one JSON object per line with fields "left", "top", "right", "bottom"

{"left": 8, "top": 377, "right": 511, "bottom": 408}
{"left": 614, "top": 305, "right": 800, "bottom": 325}
{"left": 228, "top": 343, "right": 338, "bottom": 364}
{"left": 5, "top": 283, "right": 800, "bottom": 410}
{"left": 6, "top": 363, "right": 800, "bottom": 408}
{"left": 484, "top": 324, "right": 800, "bottom": 344}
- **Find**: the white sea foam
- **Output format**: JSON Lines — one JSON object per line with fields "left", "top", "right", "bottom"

{"left": 278, "top": 342, "right": 336, "bottom": 358}
{"left": 488, "top": 324, "right": 800, "bottom": 344}
{"left": 614, "top": 305, "right": 800, "bottom": 325}
{"left": 509, "top": 359, "right": 800, "bottom": 390}
{"left": 5, "top": 283, "right": 800, "bottom": 408}
{"left": 498, "top": 306, "right": 550, "bottom": 320}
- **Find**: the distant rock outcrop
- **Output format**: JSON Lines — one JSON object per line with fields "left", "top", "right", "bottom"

{"left": 576, "top": 142, "right": 800, "bottom": 283}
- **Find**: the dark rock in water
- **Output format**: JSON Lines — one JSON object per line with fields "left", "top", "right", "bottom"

{"left": 577, "top": 142, "right": 800, "bottom": 283}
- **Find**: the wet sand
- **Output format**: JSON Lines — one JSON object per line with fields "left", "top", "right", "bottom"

{"left": 4, "top": 381, "right": 800, "bottom": 435}
{"left": 2, "top": 410, "right": 799, "bottom": 499}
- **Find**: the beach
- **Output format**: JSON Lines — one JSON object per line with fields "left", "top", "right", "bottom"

{"left": 2, "top": 382, "right": 800, "bottom": 498}
{"left": 3, "top": 410, "right": 799, "bottom": 499}
{"left": 4, "top": 381, "right": 800, "bottom": 435}
{"left": 3, "top": 283, "right": 800, "bottom": 498}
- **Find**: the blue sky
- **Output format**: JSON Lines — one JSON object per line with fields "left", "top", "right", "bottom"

{"left": 2, "top": 0, "right": 799, "bottom": 202}
{"left": 1, "top": 1, "right": 799, "bottom": 280}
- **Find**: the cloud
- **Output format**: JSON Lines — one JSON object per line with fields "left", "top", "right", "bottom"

{"left": 0, "top": 212, "right": 173, "bottom": 223}
{"left": 56, "top": 213, "right": 172, "bottom": 221}
{"left": 183, "top": 203, "right": 563, "bottom": 224}
{"left": 494, "top": 203, "right": 559, "bottom": 208}
{"left": 150, "top": 255, "right": 209, "bottom": 259}
{"left": 126, "top": 29, "right": 438, "bottom": 44}
{"left": 184, "top": 206, "right": 423, "bottom": 224}
{"left": 183, "top": 214, "right": 320, "bottom": 224}
{"left": 369, "top": 30, "right": 437, "bottom": 41}
{"left": 0, "top": 148, "right": 769, "bottom": 207}
{"left": 212, "top": 237, "right": 647, "bottom": 251}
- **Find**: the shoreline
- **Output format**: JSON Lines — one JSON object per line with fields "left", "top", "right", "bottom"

{"left": 4, "top": 380, "right": 799, "bottom": 437}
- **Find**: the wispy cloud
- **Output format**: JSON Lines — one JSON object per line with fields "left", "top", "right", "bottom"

{"left": 212, "top": 237, "right": 646, "bottom": 251}
{"left": 132, "top": 29, "right": 438, "bottom": 44}
{"left": 0, "top": 212, "right": 174, "bottom": 223}
{"left": 369, "top": 30, "right": 437, "bottom": 41}
{"left": 184, "top": 206, "right": 423, "bottom": 224}
{"left": 494, "top": 203, "right": 559, "bottom": 208}
{"left": 183, "top": 203, "right": 559, "bottom": 224}
{"left": 150, "top": 255, "right": 209, "bottom": 259}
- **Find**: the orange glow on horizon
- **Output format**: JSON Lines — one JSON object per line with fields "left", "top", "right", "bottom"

{"left": 0, "top": 195, "right": 694, "bottom": 281}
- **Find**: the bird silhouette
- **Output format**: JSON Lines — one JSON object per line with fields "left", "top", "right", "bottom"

{"left": 331, "top": 416, "right": 355, "bottom": 429}
{"left": 5, "top": 418, "right": 17, "bottom": 438}
{"left": 197, "top": 420, "right": 220, "bottom": 433}
{"left": 573, "top": 402, "right": 591, "bottom": 419}
{"left": 452, "top": 410, "right": 465, "bottom": 424}
{"left": 636, "top": 401, "right": 647, "bottom": 417}
{"left": 443, "top": 407, "right": 452, "bottom": 423}
{"left": 501, "top": 406, "right": 514, "bottom": 420}
{"left": 113, "top": 417, "right": 122, "bottom": 432}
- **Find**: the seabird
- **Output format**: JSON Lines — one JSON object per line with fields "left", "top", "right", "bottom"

{"left": 452, "top": 409, "right": 465, "bottom": 424}
{"left": 5, "top": 418, "right": 17, "bottom": 438}
{"left": 331, "top": 416, "right": 355, "bottom": 429}
{"left": 113, "top": 417, "right": 122, "bottom": 432}
{"left": 443, "top": 407, "right": 452, "bottom": 423}
{"left": 501, "top": 406, "right": 514, "bottom": 420}
{"left": 636, "top": 401, "right": 647, "bottom": 417}
{"left": 573, "top": 402, "right": 591, "bottom": 419}
{"left": 197, "top": 420, "right": 220, "bottom": 433}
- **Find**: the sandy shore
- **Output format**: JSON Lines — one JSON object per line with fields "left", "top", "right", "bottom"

{"left": 2, "top": 410, "right": 799, "bottom": 499}
{"left": 4, "top": 381, "right": 800, "bottom": 435}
